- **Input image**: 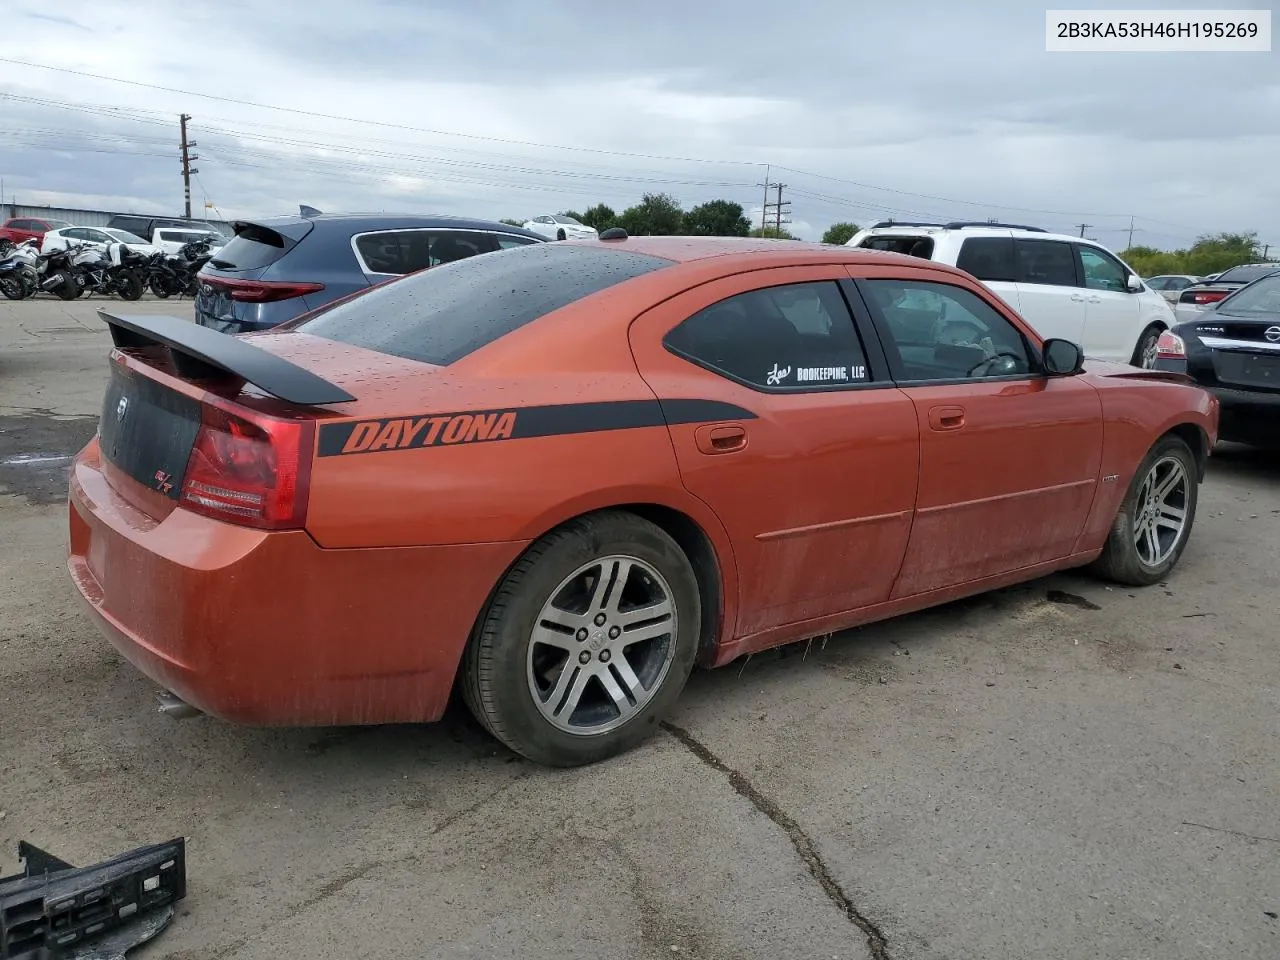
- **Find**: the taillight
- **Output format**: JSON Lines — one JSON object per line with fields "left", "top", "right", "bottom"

{"left": 1185, "top": 290, "right": 1227, "bottom": 305}
{"left": 203, "top": 276, "right": 324, "bottom": 303}
{"left": 180, "top": 402, "right": 314, "bottom": 530}
{"left": 1155, "top": 331, "right": 1186, "bottom": 359}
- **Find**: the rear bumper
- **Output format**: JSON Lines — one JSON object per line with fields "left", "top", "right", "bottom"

{"left": 1210, "top": 386, "right": 1280, "bottom": 446}
{"left": 67, "top": 442, "right": 528, "bottom": 726}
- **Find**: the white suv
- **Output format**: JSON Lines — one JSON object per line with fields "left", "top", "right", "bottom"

{"left": 846, "top": 221, "right": 1175, "bottom": 367}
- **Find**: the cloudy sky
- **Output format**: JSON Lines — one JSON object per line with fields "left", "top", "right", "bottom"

{"left": 0, "top": 0, "right": 1275, "bottom": 249}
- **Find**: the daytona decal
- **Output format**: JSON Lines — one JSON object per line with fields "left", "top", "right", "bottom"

{"left": 316, "top": 398, "right": 758, "bottom": 457}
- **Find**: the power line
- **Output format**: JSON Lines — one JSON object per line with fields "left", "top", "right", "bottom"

{"left": 0, "top": 57, "right": 766, "bottom": 168}
{"left": 0, "top": 81, "right": 1226, "bottom": 241}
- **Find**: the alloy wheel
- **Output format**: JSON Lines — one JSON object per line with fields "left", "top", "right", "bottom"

{"left": 1133, "top": 455, "right": 1189, "bottom": 566}
{"left": 526, "top": 555, "right": 677, "bottom": 735}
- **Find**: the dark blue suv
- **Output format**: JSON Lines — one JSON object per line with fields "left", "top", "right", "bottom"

{"left": 193, "top": 213, "right": 546, "bottom": 333}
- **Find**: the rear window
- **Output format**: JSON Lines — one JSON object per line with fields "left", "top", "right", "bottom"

{"left": 1216, "top": 264, "right": 1280, "bottom": 284}
{"left": 956, "top": 237, "right": 1017, "bottom": 282}
{"left": 295, "top": 242, "right": 673, "bottom": 366}
{"left": 859, "top": 234, "right": 935, "bottom": 258}
{"left": 208, "top": 223, "right": 300, "bottom": 271}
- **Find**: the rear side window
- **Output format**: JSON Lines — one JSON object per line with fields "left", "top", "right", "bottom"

{"left": 496, "top": 235, "right": 539, "bottom": 250}
{"left": 209, "top": 223, "right": 299, "bottom": 272}
{"left": 956, "top": 237, "right": 1017, "bottom": 281}
{"left": 663, "top": 281, "right": 871, "bottom": 390}
{"left": 296, "top": 243, "right": 673, "bottom": 366}
{"left": 1014, "top": 239, "right": 1078, "bottom": 287}
{"left": 353, "top": 229, "right": 513, "bottom": 276}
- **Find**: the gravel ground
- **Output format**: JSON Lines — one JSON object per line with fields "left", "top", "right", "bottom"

{"left": 1, "top": 295, "right": 1277, "bottom": 960}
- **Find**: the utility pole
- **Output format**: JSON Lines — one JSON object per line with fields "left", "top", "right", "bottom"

{"left": 763, "top": 182, "right": 790, "bottom": 237}
{"left": 757, "top": 164, "right": 771, "bottom": 234}
{"left": 1126, "top": 215, "right": 1135, "bottom": 249}
{"left": 179, "top": 114, "right": 198, "bottom": 219}
{"left": 1075, "top": 223, "right": 1092, "bottom": 237}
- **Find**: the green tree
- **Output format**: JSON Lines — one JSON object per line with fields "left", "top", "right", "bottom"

{"left": 750, "top": 226, "right": 795, "bottom": 240}
{"left": 821, "top": 221, "right": 860, "bottom": 245}
{"left": 499, "top": 218, "right": 525, "bottom": 227}
{"left": 579, "top": 203, "right": 617, "bottom": 231}
{"left": 1120, "top": 231, "right": 1263, "bottom": 278}
{"left": 617, "top": 192, "right": 684, "bottom": 236}
{"left": 682, "top": 199, "right": 751, "bottom": 236}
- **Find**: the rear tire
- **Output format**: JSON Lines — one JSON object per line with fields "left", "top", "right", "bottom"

{"left": 462, "top": 510, "right": 701, "bottom": 767}
{"left": 556, "top": 228, "right": 566, "bottom": 240}
{"left": 0, "top": 277, "right": 22, "bottom": 300}
{"left": 1131, "top": 324, "right": 1162, "bottom": 368}
{"left": 1089, "top": 433, "right": 1198, "bottom": 586}
{"left": 117, "top": 271, "right": 144, "bottom": 301}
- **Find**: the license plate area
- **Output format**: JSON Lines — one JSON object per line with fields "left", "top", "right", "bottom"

{"left": 98, "top": 368, "right": 202, "bottom": 500}
{"left": 1212, "top": 350, "right": 1280, "bottom": 390}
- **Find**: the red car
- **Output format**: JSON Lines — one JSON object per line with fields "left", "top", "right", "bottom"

{"left": 67, "top": 235, "right": 1219, "bottom": 766}
{"left": 0, "top": 215, "right": 72, "bottom": 247}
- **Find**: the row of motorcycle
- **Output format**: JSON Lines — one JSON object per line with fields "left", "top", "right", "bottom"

{"left": 0, "top": 235, "right": 216, "bottom": 302}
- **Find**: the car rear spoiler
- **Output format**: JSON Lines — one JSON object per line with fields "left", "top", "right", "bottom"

{"left": 98, "top": 310, "right": 356, "bottom": 406}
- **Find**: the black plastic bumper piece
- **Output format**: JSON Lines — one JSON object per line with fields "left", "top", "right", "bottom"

{"left": 0, "top": 838, "right": 186, "bottom": 959}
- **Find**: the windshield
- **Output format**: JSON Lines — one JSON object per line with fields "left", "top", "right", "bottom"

{"left": 1216, "top": 264, "right": 1280, "bottom": 284}
{"left": 1218, "top": 274, "right": 1280, "bottom": 315}
{"left": 552, "top": 215, "right": 583, "bottom": 225}
{"left": 104, "top": 229, "right": 148, "bottom": 243}
{"left": 46, "top": 219, "right": 73, "bottom": 229}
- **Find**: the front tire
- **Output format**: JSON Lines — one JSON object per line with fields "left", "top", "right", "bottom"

{"left": 462, "top": 510, "right": 701, "bottom": 767}
{"left": 1131, "top": 324, "right": 1162, "bottom": 368}
{"left": 1090, "top": 433, "right": 1198, "bottom": 586}
{"left": 556, "top": 228, "right": 566, "bottom": 240}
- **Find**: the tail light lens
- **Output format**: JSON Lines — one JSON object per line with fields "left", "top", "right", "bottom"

{"left": 1187, "top": 290, "right": 1227, "bottom": 305}
{"left": 181, "top": 402, "right": 314, "bottom": 530}
{"left": 1155, "top": 331, "right": 1186, "bottom": 359}
{"left": 202, "top": 276, "right": 325, "bottom": 303}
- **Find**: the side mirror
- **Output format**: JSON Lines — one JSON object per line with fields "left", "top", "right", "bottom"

{"left": 1042, "top": 338, "right": 1084, "bottom": 375}
{"left": 1126, "top": 274, "right": 1143, "bottom": 293}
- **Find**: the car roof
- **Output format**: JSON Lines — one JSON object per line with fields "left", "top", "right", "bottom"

{"left": 561, "top": 235, "right": 975, "bottom": 272}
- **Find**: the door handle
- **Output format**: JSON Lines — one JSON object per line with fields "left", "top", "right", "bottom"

{"left": 1070, "top": 293, "right": 1086, "bottom": 302}
{"left": 1086, "top": 295, "right": 1102, "bottom": 303}
{"left": 694, "top": 423, "right": 747, "bottom": 454}
{"left": 928, "top": 405, "right": 965, "bottom": 431}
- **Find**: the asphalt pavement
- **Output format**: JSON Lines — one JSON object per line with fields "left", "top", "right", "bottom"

{"left": 1, "top": 295, "right": 1277, "bottom": 960}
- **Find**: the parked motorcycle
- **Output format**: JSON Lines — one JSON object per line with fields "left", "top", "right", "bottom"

{"left": 36, "top": 246, "right": 82, "bottom": 300}
{"left": 145, "top": 236, "right": 214, "bottom": 298}
{"left": 69, "top": 242, "right": 145, "bottom": 300}
{"left": 0, "top": 238, "right": 42, "bottom": 300}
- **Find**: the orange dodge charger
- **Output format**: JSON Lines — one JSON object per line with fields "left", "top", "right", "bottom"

{"left": 68, "top": 235, "right": 1218, "bottom": 766}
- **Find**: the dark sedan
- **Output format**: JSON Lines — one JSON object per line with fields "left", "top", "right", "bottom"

{"left": 194, "top": 213, "right": 546, "bottom": 333}
{"left": 1156, "top": 270, "right": 1280, "bottom": 448}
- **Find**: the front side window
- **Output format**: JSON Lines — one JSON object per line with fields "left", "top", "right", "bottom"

{"left": 663, "top": 281, "right": 871, "bottom": 390}
{"left": 496, "top": 235, "right": 539, "bottom": 250}
{"left": 861, "top": 279, "right": 1034, "bottom": 382}
{"left": 1014, "top": 239, "right": 1077, "bottom": 287}
{"left": 1078, "top": 246, "right": 1129, "bottom": 292}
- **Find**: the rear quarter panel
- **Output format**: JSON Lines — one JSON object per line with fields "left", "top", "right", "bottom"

{"left": 1073, "top": 373, "right": 1218, "bottom": 553}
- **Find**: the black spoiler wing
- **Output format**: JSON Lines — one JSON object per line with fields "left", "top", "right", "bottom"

{"left": 98, "top": 311, "right": 356, "bottom": 406}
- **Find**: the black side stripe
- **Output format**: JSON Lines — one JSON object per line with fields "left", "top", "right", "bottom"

{"left": 316, "top": 398, "right": 757, "bottom": 457}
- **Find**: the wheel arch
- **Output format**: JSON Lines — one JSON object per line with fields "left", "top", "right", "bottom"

{"left": 1164, "top": 421, "right": 1210, "bottom": 482}
{"left": 463, "top": 499, "right": 737, "bottom": 673}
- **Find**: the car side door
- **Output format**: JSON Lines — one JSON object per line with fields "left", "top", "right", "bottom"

{"left": 850, "top": 267, "right": 1104, "bottom": 598}
{"left": 1075, "top": 243, "right": 1143, "bottom": 364}
{"left": 627, "top": 266, "right": 920, "bottom": 642}
{"left": 1009, "top": 237, "right": 1087, "bottom": 347}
